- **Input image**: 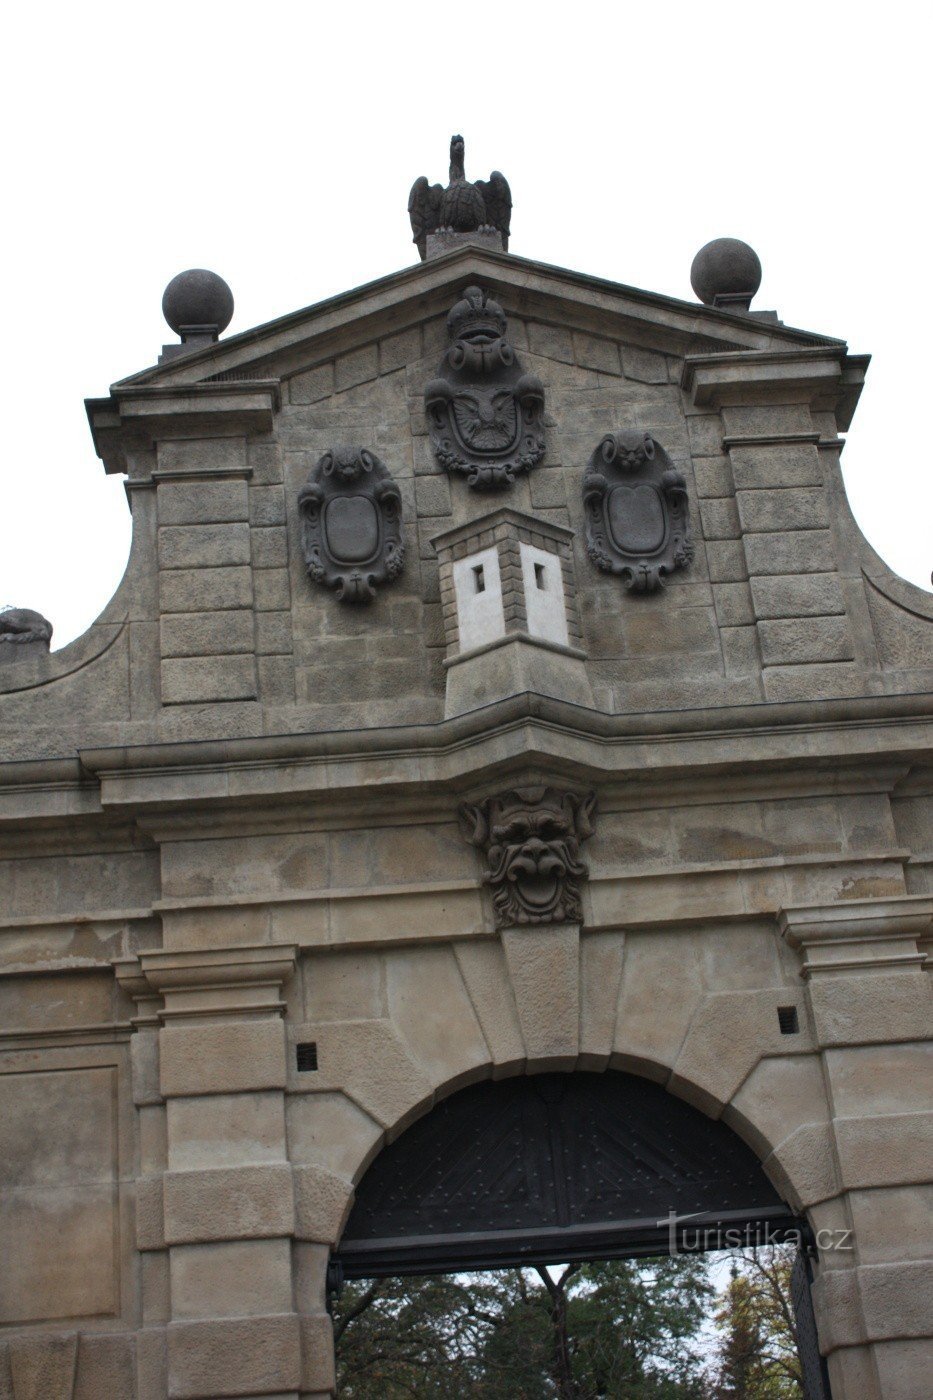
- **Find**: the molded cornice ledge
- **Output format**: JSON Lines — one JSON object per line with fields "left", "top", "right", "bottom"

{"left": 115, "top": 944, "right": 298, "bottom": 1024}
{"left": 86, "top": 380, "right": 281, "bottom": 475}
{"left": 682, "top": 347, "right": 869, "bottom": 429}
{"left": 779, "top": 896, "right": 933, "bottom": 978}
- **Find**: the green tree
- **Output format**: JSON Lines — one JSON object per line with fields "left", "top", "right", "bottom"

{"left": 334, "top": 1256, "right": 713, "bottom": 1398}
{"left": 713, "top": 1248, "right": 803, "bottom": 1399}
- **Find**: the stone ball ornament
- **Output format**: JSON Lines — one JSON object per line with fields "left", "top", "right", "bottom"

{"left": 690, "top": 237, "right": 762, "bottom": 309}
{"left": 162, "top": 268, "right": 234, "bottom": 334}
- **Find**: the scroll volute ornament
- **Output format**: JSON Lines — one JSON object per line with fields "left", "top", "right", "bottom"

{"left": 298, "top": 446, "right": 404, "bottom": 604}
{"left": 584, "top": 431, "right": 693, "bottom": 593}
{"left": 460, "top": 787, "right": 597, "bottom": 926}
{"left": 425, "top": 286, "right": 545, "bottom": 490}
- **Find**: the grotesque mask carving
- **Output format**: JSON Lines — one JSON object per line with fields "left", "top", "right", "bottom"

{"left": 460, "top": 787, "right": 597, "bottom": 926}
{"left": 298, "top": 446, "right": 404, "bottom": 604}
{"left": 425, "top": 286, "right": 545, "bottom": 491}
{"left": 583, "top": 431, "right": 693, "bottom": 593}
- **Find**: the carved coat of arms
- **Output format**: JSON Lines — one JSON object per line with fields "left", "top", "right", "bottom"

{"left": 297, "top": 446, "right": 404, "bottom": 604}
{"left": 425, "top": 286, "right": 545, "bottom": 491}
{"left": 583, "top": 431, "right": 693, "bottom": 593}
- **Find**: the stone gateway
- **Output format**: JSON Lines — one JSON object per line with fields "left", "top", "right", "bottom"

{"left": 0, "top": 164, "right": 931, "bottom": 1400}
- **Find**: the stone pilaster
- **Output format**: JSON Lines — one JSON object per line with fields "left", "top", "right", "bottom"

{"left": 121, "top": 945, "right": 307, "bottom": 1400}
{"left": 780, "top": 897, "right": 933, "bottom": 1397}
{"left": 683, "top": 347, "right": 878, "bottom": 703}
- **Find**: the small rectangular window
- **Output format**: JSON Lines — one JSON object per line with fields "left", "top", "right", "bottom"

{"left": 534, "top": 562, "right": 547, "bottom": 590}
{"left": 296, "top": 1042, "right": 319, "bottom": 1071}
{"left": 472, "top": 564, "right": 485, "bottom": 593}
{"left": 778, "top": 1006, "right": 799, "bottom": 1035}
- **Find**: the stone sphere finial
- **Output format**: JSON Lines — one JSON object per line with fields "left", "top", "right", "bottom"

{"left": 690, "top": 238, "right": 762, "bottom": 310}
{"left": 162, "top": 269, "right": 234, "bottom": 336}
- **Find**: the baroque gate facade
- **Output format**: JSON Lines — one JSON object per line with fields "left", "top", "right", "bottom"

{"left": 1, "top": 188, "right": 932, "bottom": 1398}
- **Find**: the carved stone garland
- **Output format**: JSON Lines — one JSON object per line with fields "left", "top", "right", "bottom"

{"left": 297, "top": 446, "right": 404, "bottom": 604}
{"left": 425, "top": 286, "right": 545, "bottom": 491}
{"left": 583, "top": 431, "right": 693, "bottom": 593}
{"left": 460, "top": 787, "right": 596, "bottom": 926}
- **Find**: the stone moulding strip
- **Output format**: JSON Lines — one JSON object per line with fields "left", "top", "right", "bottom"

{"left": 143, "top": 851, "right": 909, "bottom": 950}
{"left": 443, "top": 631, "right": 588, "bottom": 670}
{"left": 0, "top": 1021, "right": 133, "bottom": 1046}
{"left": 721, "top": 432, "right": 822, "bottom": 449}
{"left": 151, "top": 466, "right": 255, "bottom": 482}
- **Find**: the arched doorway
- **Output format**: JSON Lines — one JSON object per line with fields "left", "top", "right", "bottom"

{"left": 335, "top": 1070, "right": 801, "bottom": 1276}
{"left": 332, "top": 1071, "right": 830, "bottom": 1397}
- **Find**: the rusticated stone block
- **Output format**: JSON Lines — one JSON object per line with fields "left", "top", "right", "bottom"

{"left": 74, "top": 1334, "right": 136, "bottom": 1400}
{"left": 293, "top": 1164, "right": 354, "bottom": 1243}
{"left": 248, "top": 485, "right": 287, "bottom": 527}
{"left": 699, "top": 497, "right": 740, "bottom": 540}
{"left": 160, "top": 610, "right": 255, "bottom": 658}
{"left": 737, "top": 486, "right": 829, "bottom": 532}
{"left": 757, "top": 615, "right": 854, "bottom": 666}
{"left": 300, "top": 1313, "right": 336, "bottom": 1395}
{"left": 157, "top": 438, "right": 248, "bottom": 476}
{"left": 669, "top": 988, "right": 811, "bottom": 1115}
{"left": 620, "top": 345, "right": 668, "bottom": 383}
{"left": 834, "top": 1112, "right": 933, "bottom": 1190}
{"left": 750, "top": 572, "right": 845, "bottom": 619}
{"left": 762, "top": 660, "right": 861, "bottom": 701}
{"left": 308, "top": 1018, "right": 432, "bottom": 1131}
{"left": 289, "top": 363, "right": 333, "bottom": 404}
{"left": 743, "top": 529, "right": 835, "bottom": 575}
{"left": 705, "top": 540, "right": 748, "bottom": 582}
{"left": 334, "top": 344, "right": 378, "bottom": 391}
{"left": 251, "top": 526, "right": 288, "bottom": 569}
{"left": 167, "top": 1314, "right": 301, "bottom": 1398}
{"left": 158, "top": 523, "right": 251, "bottom": 569}
{"left": 573, "top": 332, "right": 620, "bottom": 374}
{"left": 157, "top": 478, "right": 249, "bottom": 526}
{"left": 8, "top": 1334, "right": 77, "bottom": 1400}
{"left": 729, "top": 442, "right": 822, "bottom": 489}
{"left": 163, "top": 1163, "right": 294, "bottom": 1244}
{"left": 161, "top": 655, "right": 258, "bottom": 704}
{"left": 692, "top": 456, "right": 733, "bottom": 498}
{"left": 136, "top": 1174, "right": 166, "bottom": 1250}
{"left": 253, "top": 568, "right": 291, "bottom": 612}
{"left": 713, "top": 581, "right": 755, "bottom": 626}
{"left": 501, "top": 924, "right": 580, "bottom": 1070}
{"left": 160, "top": 566, "right": 254, "bottom": 612}
{"left": 160, "top": 1021, "right": 287, "bottom": 1097}
{"left": 171, "top": 1239, "right": 294, "bottom": 1320}
{"left": 527, "top": 321, "right": 574, "bottom": 363}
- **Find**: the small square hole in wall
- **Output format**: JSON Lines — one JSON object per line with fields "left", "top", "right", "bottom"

{"left": 534, "top": 562, "right": 547, "bottom": 590}
{"left": 472, "top": 564, "right": 485, "bottom": 594}
{"left": 296, "top": 1041, "right": 318, "bottom": 1072}
{"left": 778, "top": 1006, "right": 799, "bottom": 1035}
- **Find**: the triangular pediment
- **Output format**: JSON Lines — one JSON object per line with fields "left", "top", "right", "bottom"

{"left": 115, "top": 245, "right": 847, "bottom": 392}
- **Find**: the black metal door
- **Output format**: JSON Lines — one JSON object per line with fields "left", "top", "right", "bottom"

{"left": 334, "top": 1071, "right": 801, "bottom": 1277}
{"left": 791, "top": 1249, "right": 833, "bottom": 1399}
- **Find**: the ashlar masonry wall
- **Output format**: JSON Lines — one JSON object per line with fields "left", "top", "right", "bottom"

{"left": 0, "top": 247, "right": 931, "bottom": 1399}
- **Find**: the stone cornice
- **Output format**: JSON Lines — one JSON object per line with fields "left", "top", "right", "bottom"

{"left": 779, "top": 895, "right": 933, "bottom": 979}
{"left": 86, "top": 381, "right": 281, "bottom": 475}
{"left": 682, "top": 348, "right": 869, "bottom": 429}
{"left": 107, "top": 248, "right": 845, "bottom": 395}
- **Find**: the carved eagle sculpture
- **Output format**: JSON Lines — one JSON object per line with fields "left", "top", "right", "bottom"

{"left": 408, "top": 135, "right": 512, "bottom": 260}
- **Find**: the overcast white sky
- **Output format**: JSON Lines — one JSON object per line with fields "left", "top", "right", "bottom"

{"left": 1, "top": 1, "right": 930, "bottom": 649}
